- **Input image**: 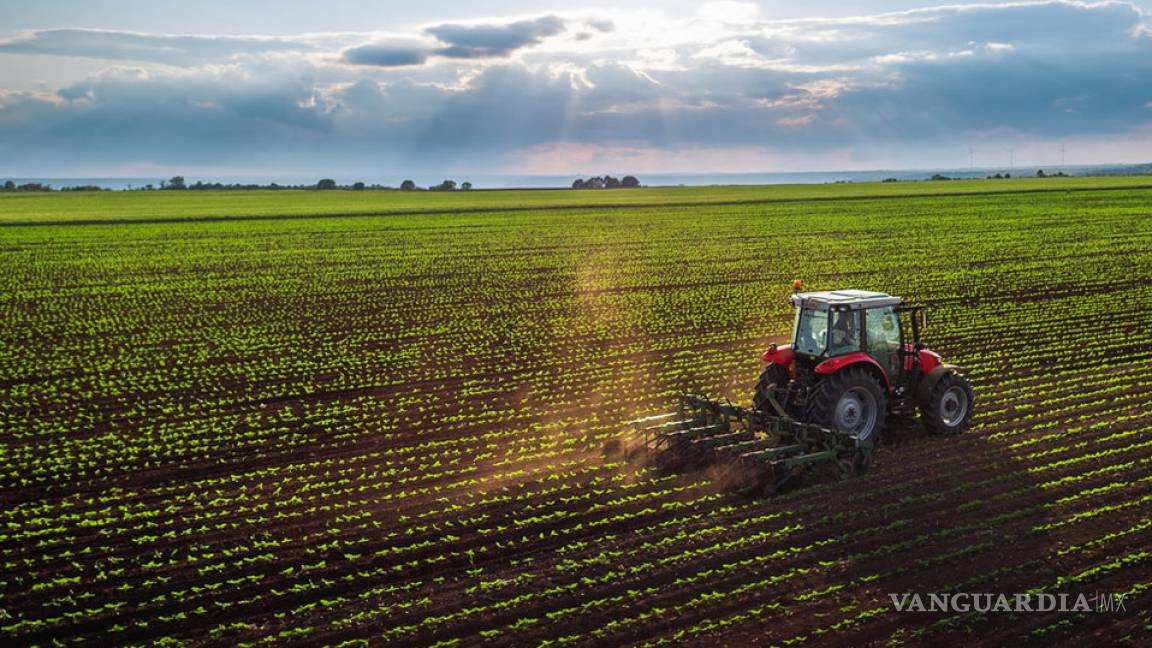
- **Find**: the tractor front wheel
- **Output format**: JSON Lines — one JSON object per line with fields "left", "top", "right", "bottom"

{"left": 921, "top": 371, "right": 975, "bottom": 434}
{"left": 808, "top": 366, "right": 887, "bottom": 443}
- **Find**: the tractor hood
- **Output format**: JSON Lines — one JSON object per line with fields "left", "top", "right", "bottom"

{"left": 761, "top": 343, "right": 794, "bottom": 365}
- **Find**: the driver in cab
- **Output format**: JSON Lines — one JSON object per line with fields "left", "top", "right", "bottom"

{"left": 829, "top": 311, "right": 859, "bottom": 355}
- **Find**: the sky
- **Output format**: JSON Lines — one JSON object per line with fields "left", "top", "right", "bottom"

{"left": 1, "top": 1, "right": 1150, "bottom": 178}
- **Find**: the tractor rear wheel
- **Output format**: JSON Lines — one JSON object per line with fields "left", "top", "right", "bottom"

{"left": 807, "top": 366, "right": 887, "bottom": 442}
{"left": 921, "top": 371, "right": 975, "bottom": 434}
{"left": 752, "top": 364, "right": 789, "bottom": 412}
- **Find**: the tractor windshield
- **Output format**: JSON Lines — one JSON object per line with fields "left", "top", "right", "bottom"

{"left": 794, "top": 308, "right": 828, "bottom": 356}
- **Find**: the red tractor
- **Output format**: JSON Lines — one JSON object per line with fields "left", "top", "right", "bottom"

{"left": 755, "top": 285, "right": 975, "bottom": 443}
{"left": 636, "top": 283, "right": 975, "bottom": 493}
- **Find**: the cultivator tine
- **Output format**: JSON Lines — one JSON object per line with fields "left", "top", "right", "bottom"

{"left": 661, "top": 422, "right": 732, "bottom": 444}
{"left": 693, "top": 430, "right": 754, "bottom": 449}
{"left": 680, "top": 394, "right": 745, "bottom": 420}
{"left": 760, "top": 461, "right": 798, "bottom": 496}
{"left": 741, "top": 443, "right": 805, "bottom": 461}
{"left": 643, "top": 418, "right": 703, "bottom": 433}
{"left": 626, "top": 412, "right": 682, "bottom": 427}
{"left": 714, "top": 438, "right": 777, "bottom": 455}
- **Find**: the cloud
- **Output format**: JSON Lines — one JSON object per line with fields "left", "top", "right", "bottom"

{"left": 426, "top": 15, "right": 566, "bottom": 58}
{"left": 0, "top": 63, "right": 333, "bottom": 173}
{"left": 697, "top": 2, "right": 761, "bottom": 24}
{"left": 0, "top": 28, "right": 317, "bottom": 66}
{"left": 342, "top": 40, "right": 432, "bottom": 67}
{"left": 342, "top": 15, "right": 570, "bottom": 68}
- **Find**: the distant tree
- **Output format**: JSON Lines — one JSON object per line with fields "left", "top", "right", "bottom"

{"left": 882, "top": 177, "right": 898, "bottom": 183}
{"left": 1036, "top": 169, "right": 1046, "bottom": 178}
{"left": 401, "top": 179, "right": 416, "bottom": 190}
{"left": 317, "top": 178, "right": 338, "bottom": 190}
{"left": 461, "top": 182, "right": 472, "bottom": 190}
{"left": 621, "top": 175, "right": 640, "bottom": 187}
{"left": 587, "top": 176, "right": 605, "bottom": 189}
{"left": 2, "top": 180, "right": 14, "bottom": 191}
{"left": 930, "top": 174, "right": 951, "bottom": 181}
{"left": 604, "top": 175, "right": 621, "bottom": 188}
{"left": 167, "top": 176, "right": 186, "bottom": 190}
{"left": 352, "top": 181, "right": 366, "bottom": 191}
{"left": 1005, "top": 173, "right": 1011, "bottom": 179}
{"left": 572, "top": 179, "right": 586, "bottom": 189}
{"left": 432, "top": 180, "right": 456, "bottom": 191}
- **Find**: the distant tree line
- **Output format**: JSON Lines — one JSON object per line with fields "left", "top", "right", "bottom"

{"left": 150, "top": 177, "right": 475, "bottom": 191}
{"left": 571, "top": 175, "right": 640, "bottom": 189}
{"left": 0, "top": 178, "right": 111, "bottom": 191}
{"left": 0, "top": 180, "right": 111, "bottom": 192}
{"left": 928, "top": 170, "right": 1069, "bottom": 181}
{"left": 2, "top": 181, "right": 50, "bottom": 192}
{"left": 424, "top": 180, "right": 472, "bottom": 191}
{"left": 0, "top": 177, "right": 484, "bottom": 192}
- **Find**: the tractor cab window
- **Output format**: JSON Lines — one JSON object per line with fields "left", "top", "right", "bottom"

{"left": 794, "top": 308, "right": 829, "bottom": 356}
{"left": 828, "top": 309, "right": 862, "bottom": 356}
{"left": 866, "top": 306, "right": 902, "bottom": 376}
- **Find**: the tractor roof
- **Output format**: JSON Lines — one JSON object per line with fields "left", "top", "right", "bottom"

{"left": 790, "top": 289, "right": 902, "bottom": 310}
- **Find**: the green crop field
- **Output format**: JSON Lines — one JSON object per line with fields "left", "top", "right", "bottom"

{"left": 3, "top": 175, "right": 1151, "bottom": 224}
{"left": 2, "top": 178, "right": 1150, "bottom": 646}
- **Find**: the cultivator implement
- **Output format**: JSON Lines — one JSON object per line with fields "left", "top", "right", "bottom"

{"left": 631, "top": 394, "right": 874, "bottom": 496}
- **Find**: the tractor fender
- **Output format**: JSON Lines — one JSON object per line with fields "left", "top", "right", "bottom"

{"left": 917, "top": 364, "right": 959, "bottom": 405}
{"left": 761, "top": 343, "right": 794, "bottom": 366}
{"left": 902, "top": 346, "right": 943, "bottom": 372}
{"left": 918, "top": 348, "right": 943, "bottom": 372}
{"left": 814, "top": 352, "right": 891, "bottom": 390}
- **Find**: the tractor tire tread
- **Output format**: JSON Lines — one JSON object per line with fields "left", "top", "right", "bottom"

{"left": 805, "top": 365, "right": 887, "bottom": 442}
{"left": 920, "top": 371, "right": 975, "bottom": 435}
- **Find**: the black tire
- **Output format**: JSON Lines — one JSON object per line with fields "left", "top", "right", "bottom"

{"left": 921, "top": 371, "right": 975, "bottom": 435}
{"left": 807, "top": 366, "right": 887, "bottom": 443}
{"left": 752, "top": 364, "right": 789, "bottom": 412}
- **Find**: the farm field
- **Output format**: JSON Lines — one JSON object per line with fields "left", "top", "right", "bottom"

{"left": 1, "top": 179, "right": 1151, "bottom": 646}
{"left": 3, "top": 175, "right": 1152, "bottom": 224}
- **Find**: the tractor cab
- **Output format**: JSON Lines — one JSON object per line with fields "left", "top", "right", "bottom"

{"left": 791, "top": 289, "right": 908, "bottom": 375}
{"left": 788, "top": 289, "right": 933, "bottom": 383}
